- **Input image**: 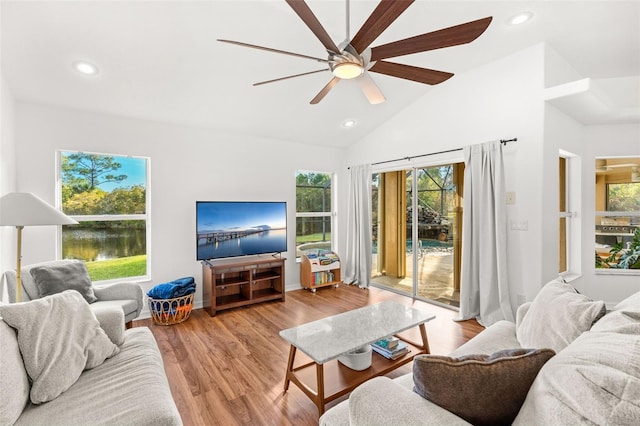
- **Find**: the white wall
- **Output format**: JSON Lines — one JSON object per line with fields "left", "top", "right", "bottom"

{"left": 9, "top": 42, "right": 639, "bottom": 314}
{"left": 1, "top": 73, "right": 17, "bottom": 301}
{"left": 541, "top": 105, "right": 585, "bottom": 283}
{"left": 342, "top": 44, "right": 547, "bottom": 306}
{"left": 13, "top": 102, "right": 344, "bottom": 314}
{"left": 543, "top": 45, "right": 640, "bottom": 305}
{"left": 342, "top": 41, "right": 640, "bottom": 309}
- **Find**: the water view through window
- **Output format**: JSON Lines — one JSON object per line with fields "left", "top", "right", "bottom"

{"left": 59, "top": 151, "right": 149, "bottom": 281}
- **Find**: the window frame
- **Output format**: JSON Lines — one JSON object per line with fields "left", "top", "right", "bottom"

{"left": 370, "top": 152, "right": 464, "bottom": 309}
{"left": 595, "top": 156, "right": 640, "bottom": 274}
{"left": 56, "top": 150, "right": 151, "bottom": 283}
{"left": 559, "top": 150, "right": 581, "bottom": 280}
{"left": 295, "top": 170, "right": 336, "bottom": 259}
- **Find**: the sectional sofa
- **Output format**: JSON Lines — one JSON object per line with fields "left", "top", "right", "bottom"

{"left": 0, "top": 291, "right": 182, "bottom": 425}
{"left": 320, "top": 278, "right": 640, "bottom": 425}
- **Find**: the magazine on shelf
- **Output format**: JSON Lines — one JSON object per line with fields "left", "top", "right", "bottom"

{"left": 374, "top": 336, "right": 399, "bottom": 350}
{"left": 371, "top": 341, "right": 409, "bottom": 360}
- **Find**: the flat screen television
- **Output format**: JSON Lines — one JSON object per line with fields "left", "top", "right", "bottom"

{"left": 196, "top": 201, "right": 287, "bottom": 260}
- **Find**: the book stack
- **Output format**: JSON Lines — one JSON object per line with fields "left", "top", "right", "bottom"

{"left": 312, "top": 270, "right": 335, "bottom": 285}
{"left": 371, "top": 337, "right": 409, "bottom": 360}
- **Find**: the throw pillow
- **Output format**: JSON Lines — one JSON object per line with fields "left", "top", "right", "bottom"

{"left": 516, "top": 278, "right": 606, "bottom": 352}
{"left": 0, "top": 290, "right": 119, "bottom": 404}
{"left": 413, "top": 348, "right": 555, "bottom": 426}
{"left": 0, "top": 318, "right": 30, "bottom": 425}
{"left": 30, "top": 260, "right": 97, "bottom": 303}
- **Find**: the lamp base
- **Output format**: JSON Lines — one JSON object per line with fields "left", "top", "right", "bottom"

{"left": 16, "top": 225, "right": 23, "bottom": 303}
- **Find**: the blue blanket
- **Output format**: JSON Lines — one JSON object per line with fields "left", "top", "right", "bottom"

{"left": 147, "top": 276, "right": 196, "bottom": 299}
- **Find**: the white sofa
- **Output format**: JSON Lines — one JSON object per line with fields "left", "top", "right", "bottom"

{"left": 1, "top": 292, "right": 182, "bottom": 426}
{"left": 320, "top": 279, "right": 640, "bottom": 425}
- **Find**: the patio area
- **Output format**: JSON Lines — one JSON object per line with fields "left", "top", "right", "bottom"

{"left": 371, "top": 244, "right": 459, "bottom": 307}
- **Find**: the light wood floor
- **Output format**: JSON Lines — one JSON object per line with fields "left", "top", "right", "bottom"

{"left": 134, "top": 285, "right": 483, "bottom": 426}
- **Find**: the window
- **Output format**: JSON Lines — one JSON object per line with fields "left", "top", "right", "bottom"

{"left": 57, "top": 151, "right": 150, "bottom": 282}
{"left": 295, "top": 170, "right": 334, "bottom": 257}
{"left": 559, "top": 151, "right": 581, "bottom": 278}
{"left": 595, "top": 157, "right": 640, "bottom": 271}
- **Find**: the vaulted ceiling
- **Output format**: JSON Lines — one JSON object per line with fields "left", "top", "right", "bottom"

{"left": 2, "top": 1, "right": 639, "bottom": 147}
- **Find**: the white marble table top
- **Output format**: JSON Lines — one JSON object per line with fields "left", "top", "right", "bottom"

{"left": 279, "top": 301, "right": 435, "bottom": 364}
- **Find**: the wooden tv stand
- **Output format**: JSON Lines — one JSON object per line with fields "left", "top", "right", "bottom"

{"left": 202, "top": 257, "right": 285, "bottom": 316}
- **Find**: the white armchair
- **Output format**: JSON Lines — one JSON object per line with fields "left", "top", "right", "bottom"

{"left": 3, "top": 259, "right": 143, "bottom": 327}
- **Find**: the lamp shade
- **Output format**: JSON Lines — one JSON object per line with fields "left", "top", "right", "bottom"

{"left": 0, "top": 192, "right": 78, "bottom": 226}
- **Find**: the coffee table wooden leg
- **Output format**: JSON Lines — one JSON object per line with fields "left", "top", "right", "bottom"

{"left": 419, "top": 323, "right": 431, "bottom": 354}
{"left": 284, "top": 345, "right": 296, "bottom": 391}
{"left": 316, "top": 362, "right": 325, "bottom": 415}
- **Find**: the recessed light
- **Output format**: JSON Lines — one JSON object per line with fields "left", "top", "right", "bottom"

{"left": 73, "top": 61, "right": 99, "bottom": 76}
{"left": 508, "top": 11, "right": 533, "bottom": 25}
{"left": 341, "top": 119, "right": 357, "bottom": 128}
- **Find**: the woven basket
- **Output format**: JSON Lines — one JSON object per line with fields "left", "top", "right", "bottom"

{"left": 148, "top": 293, "right": 194, "bottom": 326}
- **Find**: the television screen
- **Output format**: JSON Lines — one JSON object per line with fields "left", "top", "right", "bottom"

{"left": 196, "top": 201, "right": 287, "bottom": 260}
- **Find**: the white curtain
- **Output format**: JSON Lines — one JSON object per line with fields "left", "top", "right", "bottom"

{"left": 458, "top": 141, "right": 514, "bottom": 326}
{"left": 343, "top": 164, "right": 372, "bottom": 288}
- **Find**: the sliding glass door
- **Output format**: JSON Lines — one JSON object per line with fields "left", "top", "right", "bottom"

{"left": 372, "top": 163, "right": 463, "bottom": 307}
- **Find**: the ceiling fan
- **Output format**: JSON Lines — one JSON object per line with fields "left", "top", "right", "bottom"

{"left": 218, "top": 0, "right": 492, "bottom": 105}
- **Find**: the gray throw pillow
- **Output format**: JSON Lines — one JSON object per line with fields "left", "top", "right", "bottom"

{"left": 0, "top": 290, "right": 119, "bottom": 404}
{"left": 516, "top": 278, "right": 606, "bottom": 352}
{"left": 30, "top": 260, "right": 97, "bottom": 303}
{"left": 413, "top": 348, "right": 555, "bottom": 426}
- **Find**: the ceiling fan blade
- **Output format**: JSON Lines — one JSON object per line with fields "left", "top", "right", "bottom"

{"left": 218, "top": 39, "right": 329, "bottom": 63}
{"left": 350, "top": 0, "right": 414, "bottom": 54}
{"left": 369, "top": 61, "right": 453, "bottom": 85}
{"left": 357, "top": 72, "right": 386, "bottom": 104}
{"left": 286, "top": 0, "right": 340, "bottom": 53}
{"left": 253, "top": 69, "right": 329, "bottom": 86}
{"left": 310, "top": 77, "right": 340, "bottom": 104}
{"left": 370, "top": 16, "right": 493, "bottom": 61}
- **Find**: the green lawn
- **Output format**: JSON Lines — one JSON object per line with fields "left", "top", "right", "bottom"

{"left": 85, "top": 255, "right": 146, "bottom": 281}
{"left": 296, "top": 233, "right": 331, "bottom": 244}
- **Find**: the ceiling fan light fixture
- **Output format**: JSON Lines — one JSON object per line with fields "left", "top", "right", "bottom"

{"left": 332, "top": 62, "right": 363, "bottom": 80}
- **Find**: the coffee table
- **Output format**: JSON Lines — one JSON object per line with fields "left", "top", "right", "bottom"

{"left": 279, "top": 301, "right": 435, "bottom": 415}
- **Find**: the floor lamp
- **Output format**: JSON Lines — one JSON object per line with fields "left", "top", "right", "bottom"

{"left": 0, "top": 192, "right": 78, "bottom": 302}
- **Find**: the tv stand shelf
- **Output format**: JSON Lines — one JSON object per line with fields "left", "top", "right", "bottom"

{"left": 202, "top": 257, "right": 285, "bottom": 316}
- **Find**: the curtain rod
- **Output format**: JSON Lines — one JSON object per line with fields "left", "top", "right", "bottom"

{"left": 369, "top": 138, "right": 518, "bottom": 167}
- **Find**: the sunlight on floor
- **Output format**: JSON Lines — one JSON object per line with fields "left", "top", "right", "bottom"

{"left": 371, "top": 249, "right": 459, "bottom": 307}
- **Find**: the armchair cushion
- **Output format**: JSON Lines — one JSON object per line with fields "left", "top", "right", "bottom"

{"left": 0, "top": 290, "right": 119, "bottom": 404}
{"left": 94, "top": 282, "right": 144, "bottom": 322}
{"left": 30, "top": 260, "right": 97, "bottom": 303}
